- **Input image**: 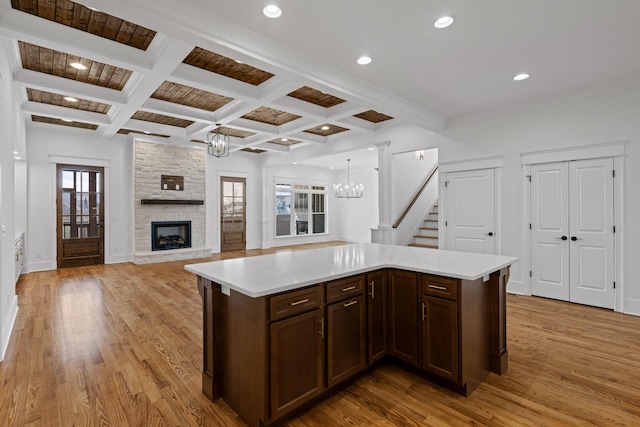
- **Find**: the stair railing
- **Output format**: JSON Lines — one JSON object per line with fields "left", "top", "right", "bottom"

{"left": 392, "top": 165, "right": 438, "bottom": 229}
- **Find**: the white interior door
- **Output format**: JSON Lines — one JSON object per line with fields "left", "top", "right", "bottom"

{"left": 444, "top": 169, "right": 496, "bottom": 254}
{"left": 530, "top": 158, "right": 614, "bottom": 309}
{"left": 531, "top": 163, "right": 570, "bottom": 301}
{"left": 568, "top": 158, "right": 614, "bottom": 309}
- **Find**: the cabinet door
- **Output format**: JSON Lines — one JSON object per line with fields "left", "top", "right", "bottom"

{"left": 327, "top": 295, "right": 366, "bottom": 388}
{"left": 421, "top": 295, "right": 459, "bottom": 383}
{"left": 388, "top": 270, "right": 418, "bottom": 365}
{"left": 366, "top": 270, "right": 388, "bottom": 364}
{"left": 270, "top": 309, "right": 324, "bottom": 420}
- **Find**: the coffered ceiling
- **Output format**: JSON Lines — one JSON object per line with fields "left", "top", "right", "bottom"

{"left": 2, "top": 0, "right": 640, "bottom": 160}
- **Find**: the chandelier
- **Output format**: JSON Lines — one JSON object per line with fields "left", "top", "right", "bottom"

{"left": 333, "top": 159, "right": 364, "bottom": 199}
{"left": 207, "top": 124, "right": 230, "bottom": 158}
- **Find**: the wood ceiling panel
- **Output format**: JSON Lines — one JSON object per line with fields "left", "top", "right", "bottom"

{"left": 183, "top": 47, "right": 275, "bottom": 86}
{"left": 117, "top": 129, "right": 170, "bottom": 138}
{"left": 215, "top": 127, "right": 256, "bottom": 138}
{"left": 27, "top": 88, "right": 112, "bottom": 114}
{"left": 240, "top": 148, "right": 266, "bottom": 154}
{"left": 11, "top": 0, "right": 156, "bottom": 50}
{"left": 241, "top": 106, "right": 301, "bottom": 126}
{"left": 287, "top": 86, "right": 346, "bottom": 108}
{"left": 269, "top": 138, "right": 301, "bottom": 147}
{"left": 354, "top": 110, "right": 394, "bottom": 123}
{"left": 303, "top": 123, "right": 349, "bottom": 137}
{"left": 131, "top": 111, "right": 194, "bottom": 128}
{"left": 31, "top": 114, "right": 98, "bottom": 130}
{"left": 19, "top": 41, "right": 133, "bottom": 90}
{"left": 151, "top": 81, "right": 234, "bottom": 112}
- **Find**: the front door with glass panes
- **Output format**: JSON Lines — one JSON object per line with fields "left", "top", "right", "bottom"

{"left": 220, "top": 176, "right": 246, "bottom": 251}
{"left": 56, "top": 164, "right": 104, "bottom": 268}
{"left": 275, "top": 182, "right": 326, "bottom": 237}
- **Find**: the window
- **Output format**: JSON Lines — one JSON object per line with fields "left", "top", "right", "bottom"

{"left": 275, "top": 181, "right": 326, "bottom": 237}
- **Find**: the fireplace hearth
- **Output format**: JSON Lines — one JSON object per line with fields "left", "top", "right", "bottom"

{"left": 151, "top": 221, "right": 192, "bottom": 251}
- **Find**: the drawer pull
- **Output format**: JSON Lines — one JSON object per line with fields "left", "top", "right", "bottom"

{"left": 343, "top": 300, "right": 358, "bottom": 307}
{"left": 422, "top": 302, "right": 426, "bottom": 321}
{"left": 290, "top": 298, "right": 309, "bottom": 306}
{"left": 341, "top": 285, "right": 356, "bottom": 292}
{"left": 428, "top": 284, "right": 448, "bottom": 291}
{"left": 319, "top": 318, "right": 324, "bottom": 338}
{"left": 369, "top": 281, "right": 375, "bottom": 299}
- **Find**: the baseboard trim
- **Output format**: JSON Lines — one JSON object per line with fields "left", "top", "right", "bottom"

{"left": 1, "top": 295, "right": 19, "bottom": 362}
{"left": 24, "top": 260, "right": 56, "bottom": 273}
{"left": 506, "top": 280, "right": 525, "bottom": 295}
{"left": 107, "top": 254, "right": 133, "bottom": 264}
{"left": 623, "top": 298, "right": 640, "bottom": 317}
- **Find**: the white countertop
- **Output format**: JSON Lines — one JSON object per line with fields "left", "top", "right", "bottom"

{"left": 185, "top": 243, "right": 517, "bottom": 298}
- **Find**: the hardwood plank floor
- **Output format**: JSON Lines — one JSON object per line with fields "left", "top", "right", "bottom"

{"left": 2, "top": 242, "right": 640, "bottom": 426}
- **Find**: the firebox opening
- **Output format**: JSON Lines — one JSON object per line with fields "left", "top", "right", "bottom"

{"left": 151, "top": 221, "right": 192, "bottom": 251}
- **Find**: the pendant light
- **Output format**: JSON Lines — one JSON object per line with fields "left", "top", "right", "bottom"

{"left": 333, "top": 159, "right": 364, "bottom": 199}
{"left": 207, "top": 124, "right": 230, "bottom": 158}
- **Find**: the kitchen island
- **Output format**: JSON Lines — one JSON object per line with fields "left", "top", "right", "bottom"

{"left": 186, "top": 243, "right": 517, "bottom": 427}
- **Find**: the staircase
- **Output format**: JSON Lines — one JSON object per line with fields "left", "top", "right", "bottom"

{"left": 408, "top": 203, "right": 439, "bottom": 249}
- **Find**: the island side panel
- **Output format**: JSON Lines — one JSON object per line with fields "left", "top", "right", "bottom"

{"left": 459, "top": 276, "right": 490, "bottom": 395}
{"left": 489, "top": 266, "right": 510, "bottom": 374}
{"left": 198, "top": 277, "right": 269, "bottom": 427}
{"left": 223, "top": 288, "right": 268, "bottom": 427}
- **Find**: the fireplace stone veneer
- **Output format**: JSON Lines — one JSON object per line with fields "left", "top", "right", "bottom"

{"left": 133, "top": 141, "right": 211, "bottom": 264}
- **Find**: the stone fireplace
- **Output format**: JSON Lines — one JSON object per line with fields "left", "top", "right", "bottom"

{"left": 133, "top": 141, "right": 211, "bottom": 264}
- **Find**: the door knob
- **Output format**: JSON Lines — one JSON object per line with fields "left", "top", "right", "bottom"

{"left": 555, "top": 236, "right": 568, "bottom": 241}
{"left": 484, "top": 232, "right": 494, "bottom": 236}
{"left": 570, "top": 236, "right": 583, "bottom": 241}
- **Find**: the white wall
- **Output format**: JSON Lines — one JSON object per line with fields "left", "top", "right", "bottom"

{"left": 0, "top": 37, "right": 24, "bottom": 360}
{"left": 334, "top": 167, "right": 379, "bottom": 243}
{"left": 391, "top": 148, "right": 438, "bottom": 222}
{"left": 373, "top": 90, "right": 640, "bottom": 315}
{"left": 25, "top": 127, "right": 134, "bottom": 271}
{"left": 13, "top": 160, "right": 27, "bottom": 235}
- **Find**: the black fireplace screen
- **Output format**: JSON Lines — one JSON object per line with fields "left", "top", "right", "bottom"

{"left": 151, "top": 221, "right": 192, "bottom": 251}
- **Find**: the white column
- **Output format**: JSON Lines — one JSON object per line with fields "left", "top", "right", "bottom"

{"left": 373, "top": 141, "right": 392, "bottom": 244}
{"left": 260, "top": 167, "right": 270, "bottom": 249}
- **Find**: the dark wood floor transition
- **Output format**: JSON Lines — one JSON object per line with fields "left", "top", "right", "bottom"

{"left": 1, "top": 242, "right": 639, "bottom": 426}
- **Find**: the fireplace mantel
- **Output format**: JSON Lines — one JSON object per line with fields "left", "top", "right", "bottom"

{"left": 141, "top": 199, "right": 204, "bottom": 205}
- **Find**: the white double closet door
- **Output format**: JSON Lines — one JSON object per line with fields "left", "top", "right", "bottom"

{"left": 530, "top": 158, "right": 615, "bottom": 309}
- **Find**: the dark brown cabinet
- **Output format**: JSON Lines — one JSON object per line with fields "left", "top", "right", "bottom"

{"left": 268, "top": 285, "right": 325, "bottom": 420}
{"left": 387, "top": 270, "right": 418, "bottom": 365}
{"left": 326, "top": 294, "right": 366, "bottom": 388}
{"left": 421, "top": 295, "right": 459, "bottom": 382}
{"left": 366, "top": 270, "right": 388, "bottom": 364}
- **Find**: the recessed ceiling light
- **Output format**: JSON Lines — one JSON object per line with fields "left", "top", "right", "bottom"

{"left": 329, "top": 166, "right": 335, "bottom": 170}
{"left": 513, "top": 73, "right": 530, "bottom": 81}
{"left": 321, "top": 125, "right": 330, "bottom": 130}
{"left": 64, "top": 96, "right": 78, "bottom": 102}
{"left": 70, "top": 62, "right": 87, "bottom": 70}
{"left": 263, "top": 5, "right": 282, "bottom": 18}
{"left": 14, "top": 156, "right": 21, "bottom": 160}
{"left": 143, "top": 131, "right": 151, "bottom": 134}
{"left": 292, "top": 161, "right": 298, "bottom": 165}
{"left": 357, "top": 56, "right": 372, "bottom": 65}
{"left": 62, "top": 119, "right": 73, "bottom": 122}
{"left": 434, "top": 16, "right": 454, "bottom": 29}
{"left": 368, "top": 147, "right": 375, "bottom": 151}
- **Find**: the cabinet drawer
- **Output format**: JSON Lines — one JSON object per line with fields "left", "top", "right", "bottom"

{"left": 422, "top": 275, "right": 458, "bottom": 301}
{"left": 326, "top": 275, "right": 364, "bottom": 304}
{"left": 270, "top": 285, "right": 323, "bottom": 321}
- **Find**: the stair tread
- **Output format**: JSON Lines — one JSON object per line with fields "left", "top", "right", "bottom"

{"left": 408, "top": 243, "right": 439, "bottom": 249}
{"left": 425, "top": 219, "right": 438, "bottom": 222}
{"left": 414, "top": 235, "right": 438, "bottom": 240}
{"left": 419, "top": 227, "right": 438, "bottom": 230}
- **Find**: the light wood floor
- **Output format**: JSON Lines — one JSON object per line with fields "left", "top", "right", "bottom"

{"left": 2, "top": 242, "right": 640, "bottom": 426}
